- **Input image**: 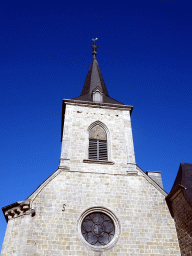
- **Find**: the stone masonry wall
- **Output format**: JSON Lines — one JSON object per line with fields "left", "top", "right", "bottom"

{"left": 60, "top": 103, "right": 136, "bottom": 170}
{"left": 168, "top": 189, "right": 192, "bottom": 256}
{"left": 1, "top": 168, "right": 181, "bottom": 256}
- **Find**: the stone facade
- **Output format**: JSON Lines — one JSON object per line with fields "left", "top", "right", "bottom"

{"left": 1, "top": 101, "right": 181, "bottom": 255}
{"left": 1, "top": 168, "right": 181, "bottom": 255}
{"left": 166, "top": 185, "right": 192, "bottom": 256}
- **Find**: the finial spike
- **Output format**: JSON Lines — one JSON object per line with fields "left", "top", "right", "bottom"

{"left": 90, "top": 38, "right": 99, "bottom": 57}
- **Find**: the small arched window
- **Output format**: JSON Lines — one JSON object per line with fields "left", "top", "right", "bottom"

{"left": 89, "top": 125, "right": 108, "bottom": 161}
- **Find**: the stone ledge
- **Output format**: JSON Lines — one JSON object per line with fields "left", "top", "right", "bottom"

{"left": 58, "top": 165, "right": 70, "bottom": 170}
{"left": 127, "top": 171, "right": 138, "bottom": 176}
{"left": 83, "top": 159, "right": 114, "bottom": 165}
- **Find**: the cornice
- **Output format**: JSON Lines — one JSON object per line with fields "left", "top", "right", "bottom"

{"left": 63, "top": 99, "right": 133, "bottom": 111}
{"left": 2, "top": 199, "right": 35, "bottom": 222}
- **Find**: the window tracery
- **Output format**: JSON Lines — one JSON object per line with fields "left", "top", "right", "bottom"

{"left": 81, "top": 212, "right": 115, "bottom": 246}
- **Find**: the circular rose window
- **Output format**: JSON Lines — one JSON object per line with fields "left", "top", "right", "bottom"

{"left": 78, "top": 207, "right": 120, "bottom": 251}
{"left": 81, "top": 212, "right": 115, "bottom": 246}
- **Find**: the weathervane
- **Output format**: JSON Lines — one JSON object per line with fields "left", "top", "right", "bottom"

{"left": 90, "top": 38, "right": 99, "bottom": 57}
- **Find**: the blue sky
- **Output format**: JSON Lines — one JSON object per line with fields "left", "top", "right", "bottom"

{"left": 1, "top": 0, "right": 192, "bottom": 250}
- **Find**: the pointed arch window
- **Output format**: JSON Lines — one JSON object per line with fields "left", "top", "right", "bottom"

{"left": 89, "top": 125, "right": 108, "bottom": 161}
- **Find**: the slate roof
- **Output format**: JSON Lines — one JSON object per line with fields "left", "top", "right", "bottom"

{"left": 72, "top": 56, "right": 125, "bottom": 105}
{"left": 170, "top": 162, "right": 192, "bottom": 202}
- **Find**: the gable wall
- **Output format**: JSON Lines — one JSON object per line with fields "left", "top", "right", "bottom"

{"left": 1, "top": 169, "right": 181, "bottom": 255}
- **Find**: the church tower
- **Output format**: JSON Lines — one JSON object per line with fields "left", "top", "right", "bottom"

{"left": 60, "top": 39, "right": 136, "bottom": 175}
{"left": 1, "top": 41, "right": 181, "bottom": 255}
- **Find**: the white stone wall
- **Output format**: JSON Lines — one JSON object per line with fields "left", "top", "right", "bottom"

{"left": 60, "top": 102, "right": 136, "bottom": 174}
{"left": 1, "top": 169, "right": 181, "bottom": 255}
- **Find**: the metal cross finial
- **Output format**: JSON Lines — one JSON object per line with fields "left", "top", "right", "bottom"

{"left": 90, "top": 38, "right": 99, "bottom": 57}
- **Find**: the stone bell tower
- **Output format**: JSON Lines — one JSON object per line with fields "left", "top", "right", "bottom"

{"left": 60, "top": 39, "right": 136, "bottom": 175}
{"left": 1, "top": 40, "right": 181, "bottom": 255}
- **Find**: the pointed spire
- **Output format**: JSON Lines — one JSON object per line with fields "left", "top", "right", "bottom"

{"left": 80, "top": 56, "right": 109, "bottom": 97}
{"left": 72, "top": 40, "right": 125, "bottom": 106}
{"left": 80, "top": 39, "right": 108, "bottom": 97}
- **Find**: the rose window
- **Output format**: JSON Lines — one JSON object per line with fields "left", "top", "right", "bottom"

{"left": 81, "top": 212, "right": 115, "bottom": 246}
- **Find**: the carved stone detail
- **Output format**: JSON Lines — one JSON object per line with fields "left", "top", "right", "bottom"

{"left": 4, "top": 199, "right": 35, "bottom": 221}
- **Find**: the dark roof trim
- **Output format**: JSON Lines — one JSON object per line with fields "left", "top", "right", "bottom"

{"left": 63, "top": 99, "right": 133, "bottom": 110}
{"left": 165, "top": 184, "right": 192, "bottom": 218}
{"left": 170, "top": 162, "right": 192, "bottom": 202}
{"left": 166, "top": 184, "right": 186, "bottom": 201}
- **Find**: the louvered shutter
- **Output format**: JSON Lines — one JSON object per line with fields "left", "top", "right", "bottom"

{"left": 89, "top": 139, "right": 107, "bottom": 160}
{"left": 99, "top": 140, "right": 107, "bottom": 160}
{"left": 89, "top": 139, "right": 98, "bottom": 160}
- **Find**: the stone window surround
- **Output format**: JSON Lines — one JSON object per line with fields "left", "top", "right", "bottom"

{"left": 85, "top": 120, "right": 112, "bottom": 162}
{"left": 77, "top": 206, "right": 120, "bottom": 252}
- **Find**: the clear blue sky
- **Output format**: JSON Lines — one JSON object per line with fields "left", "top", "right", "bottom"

{"left": 1, "top": 0, "right": 192, "bottom": 250}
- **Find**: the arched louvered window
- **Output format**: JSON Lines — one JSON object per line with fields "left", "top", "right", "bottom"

{"left": 89, "top": 125, "right": 108, "bottom": 161}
